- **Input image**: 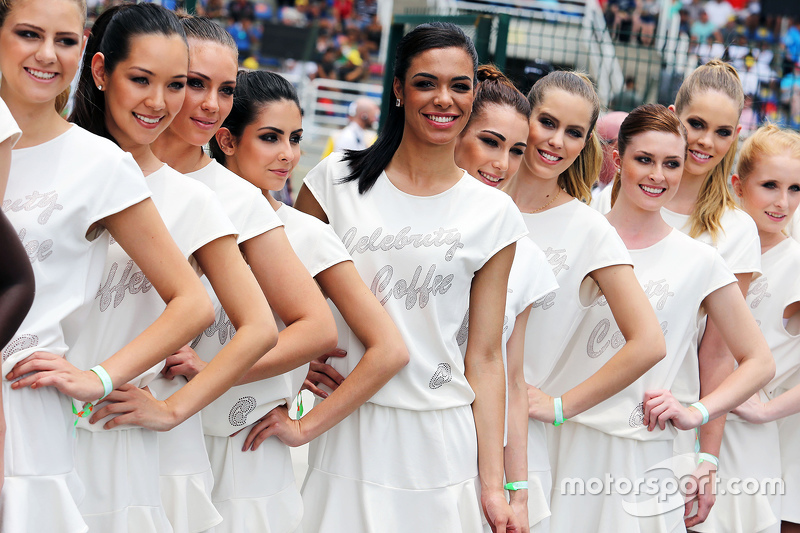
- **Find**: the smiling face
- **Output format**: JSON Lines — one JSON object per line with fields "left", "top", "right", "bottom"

{"left": 733, "top": 154, "right": 800, "bottom": 243}
{"left": 675, "top": 90, "right": 740, "bottom": 178}
{"left": 0, "top": 0, "right": 84, "bottom": 107}
{"left": 224, "top": 99, "right": 303, "bottom": 192}
{"left": 523, "top": 88, "right": 593, "bottom": 181}
{"left": 95, "top": 33, "right": 189, "bottom": 150}
{"left": 455, "top": 103, "right": 529, "bottom": 188}
{"left": 615, "top": 130, "right": 686, "bottom": 212}
{"left": 167, "top": 39, "right": 238, "bottom": 147}
{"left": 393, "top": 46, "right": 475, "bottom": 147}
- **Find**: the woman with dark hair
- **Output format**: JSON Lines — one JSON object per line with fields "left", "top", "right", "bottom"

{"left": 454, "top": 64, "right": 558, "bottom": 532}
{"left": 0, "top": 1, "right": 218, "bottom": 531}
{"left": 171, "top": 68, "right": 408, "bottom": 532}
{"left": 295, "top": 22, "right": 524, "bottom": 532}
{"left": 547, "top": 104, "right": 772, "bottom": 532}
{"left": 149, "top": 17, "right": 349, "bottom": 532}
{"left": 504, "top": 71, "right": 666, "bottom": 533}
{"left": 65, "top": 4, "right": 278, "bottom": 532}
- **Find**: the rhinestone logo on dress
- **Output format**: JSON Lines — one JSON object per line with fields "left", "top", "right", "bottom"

{"left": 629, "top": 402, "right": 645, "bottom": 428}
{"left": 429, "top": 363, "right": 452, "bottom": 389}
{"left": 229, "top": 396, "right": 257, "bottom": 427}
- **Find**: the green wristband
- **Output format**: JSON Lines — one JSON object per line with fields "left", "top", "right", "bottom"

{"left": 504, "top": 481, "right": 529, "bottom": 491}
{"left": 553, "top": 397, "right": 567, "bottom": 426}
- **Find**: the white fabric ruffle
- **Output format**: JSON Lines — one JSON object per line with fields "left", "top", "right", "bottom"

{"left": 301, "top": 402, "right": 485, "bottom": 533}
{"left": 1, "top": 379, "right": 87, "bottom": 532}
{"left": 205, "top": 430, "right": 302, "bottom": 533}
{"left": 75, "top": 426, "right": 172, "bottom": 532}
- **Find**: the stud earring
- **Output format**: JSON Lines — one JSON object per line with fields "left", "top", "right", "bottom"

{"left": 97, "top": 85, "right": 103, "bottom": 91}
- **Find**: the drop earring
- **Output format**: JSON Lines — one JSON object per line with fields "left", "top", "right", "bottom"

{"left": 396, "top": 98, "right": 401, "bottom": 107}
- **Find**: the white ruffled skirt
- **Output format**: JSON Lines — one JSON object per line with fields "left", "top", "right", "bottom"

{"left": 692, "top": 416, "right": 781, "bottom": 533}
{"left": 778, "top": 404, "right": 800, "bottom": 524}
{"left": 301, "top": 402, "right": 485, "bottom": 533}
{"left": 0, "top": 379, "right": 87, "bottom": 532}
{"left": 204, "top": 429, "right": 302, "bottom": 533}
{"left": 150, "top": 376, "right": 222, "bottom": 533}
{"left": 549, "top": 422, "right": 686, "bottom": 533}
{"left": 75, "top": 426, "right": 172, "bottom": 532}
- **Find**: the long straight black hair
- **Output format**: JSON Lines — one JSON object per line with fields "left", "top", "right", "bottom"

{"left": 69, "top": 3, "right": 187, "bottom": 141}
{"left": 341, "top": 22, "right": 478, "bottom": 194}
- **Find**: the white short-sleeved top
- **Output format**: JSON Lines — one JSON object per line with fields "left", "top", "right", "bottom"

{"left": 522, "top": 199, "right": 632, "bottom": 391}
{"left": 303, "top": 153, "right": 528, "bottom": 411}
{"left": 0, "top": 98, "right": 21, "bottom": 147}
{"left": 663, "top": 206, "right": 761, "bottom": 403}
{"left": 547, "top": 229, "right": 735, "bottom": 440}
{"left": 186, "top": 160, "right": 282, "bottom": 245}
{"left": 458, "top": 238, "right": 558, "bottom": 353}
{"left": 68, "top": 165, "right": 236, "bottom": 431}
{"left": 661, "top": 207, "right": 761, "bottom": 276}
{"left": 199, "top": 203, "right": 352, "bottom": 436}
{"left": 1, "top": 126, "right": 151, "bottom": 375}
{"left": 748, "top": 237, "right": 800, "bottom": 397}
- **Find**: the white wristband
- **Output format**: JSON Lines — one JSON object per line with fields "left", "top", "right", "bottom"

{"left": 90, "top": 365, "right": 113, "bottom": 400}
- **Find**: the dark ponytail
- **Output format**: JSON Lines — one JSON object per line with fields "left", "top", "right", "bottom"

{"left": 69, "top": 3, "right": 187, "bottom": 141}
{"left": 341, "top": 22, "right": 478, "bottom": 194}
{"left": 210, "top": 70, "right": 300, "bottom": 165}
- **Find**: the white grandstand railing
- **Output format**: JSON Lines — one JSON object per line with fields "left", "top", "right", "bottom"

{"left": 580, "top": 0, "right": 624, "bottom": 103}
{"left": 300, "top": 77, "right": 383, "bottom": 141}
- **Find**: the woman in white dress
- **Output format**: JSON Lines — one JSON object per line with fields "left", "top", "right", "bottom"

{"left": 549, "top": 104, "right": 773, "bottom": 532}
{"left": 295, "top": 22, "right": 525, "bottom": 533}
{"left": 66, "top": 5, "right": 278, "bottom": 532}
{"left": 148, "top": 19, "right": 339, "bottom": 532}
{"left": 502, "top": 71, "right": 666, "bottom": 533}
{"left": 648, "top": 59, "right": 761, "bottom": 529}
{"left": 705, "top": 125, "right": 800, "bottom": 533}
{"left": 162, "top": 68, "right": 408, "bottom": 532}
{"left": 453, "top": 64, "right": 558, "bottom": 532}
{"left": 0, "top": 1, "right": 217, "bottom": 531}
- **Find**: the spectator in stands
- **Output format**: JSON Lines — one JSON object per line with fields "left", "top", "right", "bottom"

{"left": 704, "top": 0, "right": 734, "bottom": 29}
{"left": 605, "top": 0, "right": 638, "bottom": 41}
{"left": 611, "top": 76, "right": 641, "bottom": 112}
{"left": 317, "top": 46, "right": 339, "bottom": 79}
{"left": 337, "top": 49, "right": 365, "bottom": 82}
{"left": 335, "top": 98, "right": 379, "bottom": 152}
{"left": 228, "top": 0, "right": 254, "bottom": 22}
{"left": 691, "top": 10, "right": 721, "bottom": 44}
{"left": 597, "top": 111, "right": 628, "bottom": 189}
{"left": 783, "top": 18, "right": 800, "bottom": 72}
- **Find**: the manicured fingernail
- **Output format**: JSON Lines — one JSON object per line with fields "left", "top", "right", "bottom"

{"left": 322, "top": 392, "right": 328, "bottom": 398}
